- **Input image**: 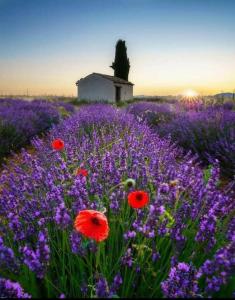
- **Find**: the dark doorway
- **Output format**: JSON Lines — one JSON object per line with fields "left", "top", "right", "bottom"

{"left": 115, "top": 86, "right": 121, "bottom": 103}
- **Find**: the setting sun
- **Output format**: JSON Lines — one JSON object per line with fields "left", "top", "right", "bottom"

{"left": 182, "top": 89, "right": 198, "bottom": 98}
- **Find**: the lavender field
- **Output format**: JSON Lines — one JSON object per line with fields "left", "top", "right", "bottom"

{"left": 0, "top": 99, "right": 75, "bottom": 164}
{"left": 127, "top": 100, "right": 235, "bottom": 179}
{"left": 0, "top": 101, "right": 234, "bottom": 298}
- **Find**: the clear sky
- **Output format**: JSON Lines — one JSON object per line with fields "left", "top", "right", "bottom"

{"left": 0, "top": 0, "right": 235, "bottom": 96}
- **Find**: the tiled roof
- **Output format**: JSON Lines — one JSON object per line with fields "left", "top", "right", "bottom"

{"left": 76, "top": 73, "right": 134, "bottom": 85}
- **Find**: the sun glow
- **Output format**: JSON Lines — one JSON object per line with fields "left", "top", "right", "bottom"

{"left": 180, "top": 89, "right": 202, "bottom": 108}
{"left": 183, "top": 89, "right": 198, "bottom": 98}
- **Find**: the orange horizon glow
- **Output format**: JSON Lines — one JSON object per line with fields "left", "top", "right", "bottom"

{"left": 1, "top": 52, "right": 235, "bottom": 97}
{"left": 0, "top": 79, "right": 234, "bottom": 97}
{"left": 1, "top": 73, "right": 234, "bottom": 97}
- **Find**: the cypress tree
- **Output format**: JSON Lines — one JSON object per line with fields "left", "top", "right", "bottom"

{"left": 110, "top": 39, "right": 130, "bottom": 81}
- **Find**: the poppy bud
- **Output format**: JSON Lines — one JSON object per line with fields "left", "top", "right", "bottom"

{"left": 124, "top": 178, "right": 136, "bottom": 188}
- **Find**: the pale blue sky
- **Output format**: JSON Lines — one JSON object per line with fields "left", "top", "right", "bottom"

{"left": 0, "top": 0, "right": 235, "bottom": 95}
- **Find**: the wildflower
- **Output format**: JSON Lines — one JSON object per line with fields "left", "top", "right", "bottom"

{"left": 21, "top": 229, "right": 50, "bottom": 279}
{"left": 128, "top": 190, "right": 149, "bottom": 209}
{"left": 88, "top": 240, "right": 98, "bottom": 253}
{"left": 159, "top": 183, "right": 170, "bottom": 194}
{"left": 121, "top": 248, "right": 133, "bottom": 267}
{"left": 54, "top": 202, "right": 71, "bottom": 229}
{"left": 110, "top": 273, "right": 123, "bottom": 297}
{"left": 161, "top": 262, "right": 199, "bottom": 298}
{"left": 198, "top": 242, "right": 235, "bottom": 295}
{"left": 136, "top": 265, "right": 141, "bottom": 273}
{"left": 111, "top": 273, "right": 123, "bottom": 292}
{"left": 51, "top": 138, "right": 64, "bottom": 151}
{"left": 0, "top": 278, "right": 31, "bottom": 298}
{"left": 123, "top": 230, "right": 136, "bottom": 240}
{"left": 152, "top": 251, "right": 160, "bottom": 262}
{"left": 80, "top": 283, "right": 88, "bottom": 295}
{"left": 76, "top": 168, "right": 88, "bottom": 177}
{"left": 195, "top": 209, "right": 217, "bottom": 249}
{"left": 95, "top": 276, "right": 110, "bottom": 298}
{"left": 70, "top": 231, "right": 86, "bottom": 256}
{"left": 0, "top": 237, "right": 19, "bottom": 272}
{"left": 74, "top": 210, "right": 109, "bottom": 242}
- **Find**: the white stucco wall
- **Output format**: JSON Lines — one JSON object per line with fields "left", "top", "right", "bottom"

{"left": 77, "top": 73, "right": 133, "bottom": 102}
{"left": 118, "top": 84, "right": 133, "bottom": 100}
{"left": 77, "top": 74, "right": 115, "bottom": 102}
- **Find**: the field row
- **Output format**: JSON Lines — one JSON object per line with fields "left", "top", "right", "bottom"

{"left": 0, "top": 104, "right": 234, "bottom": 298}
{"left": 0, "top": 98, "right": 75, "bottom": 164}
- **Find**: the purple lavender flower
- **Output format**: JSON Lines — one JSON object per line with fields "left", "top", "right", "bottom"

{"left": 0, "top": 98, "right": 63, "bottom": 161}
{"left": 126, "top": 101, "right": 174, "bottom": 126}
{"left": 157, "top": 105, "right": 235, "bottom": 178}
{"left": 195, "top": 209, "right": 217, "bottom": 249}
{"left": 0, "top": 237, "right": 19, "bottom": 272}
{"left": 54, "top": 202, "right": 71, "bottom": 229}
{"left": 95, "top": 276, "right": 110, "bottom": 298}
{"left": 161, "top": 262, "right": 199, "bottom": 298}
{"left": 159, "top": 183, "right": 170, "bottom": 194}
{"left": 21, "top": 229, "right": 50, "bottom": 279}
{"left": 121, "top": 248, "right": 134, "bottom": 268}
{"left": 70, "top": 231, "right": 85, "bottom": 256}
{"left": 227, "top": 217, "right": 235, "bottom": 242}
{"left": 198, "top": 242, "right": 235, "bottom": 295}
{"left": 152, "top": 251, "right": 161, "bottom": 262}
{"left": 80, "top": 282, "right": 88, "bottom": 296}
{"left": 110, "top": 273, "right": 123, "bottom": 296}
{"left": 123, "top": 230, "right": 137, "bottom": 240}
{"left": 0, "top": 278, "right": 31, "bottom": 298}
{"left": 87, "top": 240, "right": 98, "bottom": 253}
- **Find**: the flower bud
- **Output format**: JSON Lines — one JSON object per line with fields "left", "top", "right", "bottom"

{"left": 123, "top": 178, "right": 136, "bottom": 188}
{"left": 169, "top": 179, "right": 179, "bottom": 187}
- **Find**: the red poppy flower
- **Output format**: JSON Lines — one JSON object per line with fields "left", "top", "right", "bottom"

{"left": 128, "top": 190, "right": 149, "bottom": 209}
{"left": 74, "top": 210, "right": 109, "bottom": 242}
{"left": 76, "top": 168, "right": 88, "bottom": 177}
{"left": 52, "top": 139, "right": 64, "bottom": 151}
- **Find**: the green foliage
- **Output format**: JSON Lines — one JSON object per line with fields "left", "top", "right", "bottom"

{"left": 116, "top": 101, "right": 126, "bottom": 107}
{"left": 57, "top": 106, "right": 71, "bottom": 119}
{"left": 0, "top": 121, "right": 24, "bottom": 163}
{"left": 110, "top": 40, "right": 130, "bottom": 81}
{"left": 70, "top": 99, "right": 111, "bottom": 106}
{"left": 69, "top": 99, "right": 89, "bottom": 106}
{"left": 203, "top": 165, "right": 213, "bottom": 184}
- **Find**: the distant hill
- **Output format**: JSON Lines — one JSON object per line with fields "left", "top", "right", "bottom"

{"left": 134, "top": 93, "right": 235, "bottom": 99}
{"left": 213, "top": 93, "right": 234, "bottom": 98}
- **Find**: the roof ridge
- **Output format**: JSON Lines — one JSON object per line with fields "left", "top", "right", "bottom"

{"left": 92, "top": 73, "right": 134, "bottom": 85}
